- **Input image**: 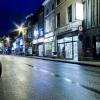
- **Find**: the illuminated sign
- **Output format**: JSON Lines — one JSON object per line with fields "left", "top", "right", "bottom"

{"left": 33, "top": 40, "right": 38, "bottom": 44}
{"left": 34, "top": 30, "right": 39, "bottom": 38}
{"left": 20, "top": 39, "right": 23, "bottom": 45}
{"left": 34, "top": 24, "right": 39, "bottom": 39}
{"left": 78, "top": 25, "right": 83, "bottom": 32}
{"left": 38, "top": 38, "right": 44, "bottom": 43}
{"left": 39, "top": 28, "right": 44, "bottom": 37}
{"left": 55, "top": 20, "right": 82, "bottom": 35}
{"left": 45, "top": 32, "right": 54, "bottom": 38}
{"left": 44, "top": 37, "right": 53, "bottom": 43}
{"left": 13, "top": 42, "right": 16, "bottom": 49}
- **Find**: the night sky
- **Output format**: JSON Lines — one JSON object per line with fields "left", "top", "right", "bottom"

{"left": 0, "top": 0, "right": 44, "bottom": 37}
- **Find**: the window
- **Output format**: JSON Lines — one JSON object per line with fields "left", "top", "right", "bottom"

{"left": 45, "top": 19, "right": 49, "bottom": 32}
{"left": 56, "top": 13, "right": 60, "bottom": 28}
{"left": 76, "top": 3, "right": 83, "bottom": 20}
{"left": 50, "top": 17, "right": 54, "bottom": 30}
{"left": 46, "top": 9, "right": 49, "bottom": 15}
{"left": 52, "top": 4, "right": 54, "bottom": 10}
{"left": 68, "top": 5, "right": 72, "bottom": 22}
{"left": 56, "top": 0, "right": 60, "bottom": 6}
{"left": 39, "top": 12, "right": 43, "bottom": 28}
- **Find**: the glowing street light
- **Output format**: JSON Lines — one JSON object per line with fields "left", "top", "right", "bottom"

{"left": 6, "top": 37, "right": 10, "bottom": 42}
{"left": 14, "top": 23, "right": 25, "bottom": 33}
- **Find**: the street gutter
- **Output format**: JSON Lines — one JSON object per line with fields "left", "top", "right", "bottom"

{"left": 26, "top": 56, "right": 100, "bottom": 67}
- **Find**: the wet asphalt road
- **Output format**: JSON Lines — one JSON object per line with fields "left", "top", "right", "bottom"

{"left": 0, "top": 55, "right": 100, "bottom": 100}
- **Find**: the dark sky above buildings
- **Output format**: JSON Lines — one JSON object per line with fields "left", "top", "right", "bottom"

{"left": 0, "top": 0, "right": 44, "bottom": 37}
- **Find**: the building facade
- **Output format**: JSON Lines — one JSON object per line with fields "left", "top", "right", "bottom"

{"left": 83, "top": 0, "right": 100, "bottom": 60}
{"left": 25, "top": 14, "right": 34, "bottom": 55}
{"left": 33, "top": 6, "right": 44, "bottom": 56}
{"left": 25, "top": 6, "right": 44, "bottom": 56}
{"left": 43, "top": 0, "right": 56, "bottom": 57}
{"left": 12, "top": 0, "right": 85, "bottom": 61}
{"left": 55, "top": 0, "right": 83, "bottom": 60}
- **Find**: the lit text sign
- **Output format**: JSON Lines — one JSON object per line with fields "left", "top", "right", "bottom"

{"left": 45, "top": 32, "right": 54, "bottom": 38}
{"left": 38, "top": 38, "right": 44, "bottom": 43}
{"left": 34, "top": 30, "right": 39, "bottom": 38}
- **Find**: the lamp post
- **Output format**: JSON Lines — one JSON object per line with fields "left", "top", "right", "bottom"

{"left": 14, "top": 23, "right": 27, "bottom": 55}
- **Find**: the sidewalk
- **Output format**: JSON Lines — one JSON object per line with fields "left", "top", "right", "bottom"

{"left": 26, "top": 56, "right": 100, "bottom": 67}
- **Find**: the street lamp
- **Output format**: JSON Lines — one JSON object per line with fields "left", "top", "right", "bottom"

{"left": 14, "top": 23, "right": 25, "bottom": 34}
{"left": 5, "top": 37, "right": 10, "bottom": 44}
{"left": 6, "top": 37, "right": 10, "bottom": 41}
{"left": 13, "top": 23, "right": 27, "bottom": 55}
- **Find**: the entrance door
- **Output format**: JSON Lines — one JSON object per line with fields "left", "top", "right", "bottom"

{"left": 59, "top": 43, "right": 65, "bottom": 58}
{"left": 39, "top": 45, "right": 43, "bottom": 56}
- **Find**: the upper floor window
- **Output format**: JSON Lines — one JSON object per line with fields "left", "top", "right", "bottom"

{"left": 68, "top": 5, "right": 72, "bottom": 22}
{"left": 45, "top": 19, "right": 50, "bottom": 32}
{"left": 76, "top": 3, "right": 83, "bottom": 20}
{"left": 46, "top": 9, "right": 49, "bottom": 15}
{"left": 56, "top": 13, "right": 60, "bottom": 28}
{"left": 39, "top": 12, "right": 44, "bottom": 28}
{"left": 56, "top": 0, "right": 60, "bottom": 6}
{"left": 52, "top": 4, "right": 54, "bottom": 10}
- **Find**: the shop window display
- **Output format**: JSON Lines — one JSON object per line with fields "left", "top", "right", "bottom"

{"left": 39, "top": 45, "right": 43, "bottom": 56}
{"left": 45, "top": 42, "right": 52, "bottom": 56}
{"left": 96, "top": 36, "right": 100, "bottom": 55}
{"left": 65, "top": 43, "right": 72, "bottom": 59}
{"left": 58, "top": 43, "right": 65, "bottom": 58}
{"left": 73, "top": 42, "right": 78, "bottom": 60}
{"left": 58, "top": 36, "right": 78, "bottom": 60}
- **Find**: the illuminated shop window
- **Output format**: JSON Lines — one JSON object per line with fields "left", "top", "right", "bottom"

{"left": 65, "top": 37, "right": 72, "bottom": 42}
{"left": 65, "top": 42, "right": 73, "bottom": 59}
{"left": 34, "top": 30, "right": 39, "bottom": 38}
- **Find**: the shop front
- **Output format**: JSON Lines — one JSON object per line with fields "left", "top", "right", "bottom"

{"left": 56, "top": 21, "right": 82, "bottom": 60}
{"left": 33, "top": 39, "right": 44, "bottom": 56}
{"left": 44, "top": 32, "right": 55, "bottom": 57}
{"left": 38, "top": 37, "right": 44, "bottom": 56}
{"left": 82, "top": 27, "right": 100, "bottom": 61}
{"left": 27, "top": 47, "right": 33, "bottom": 55}
{"left": 57, "top": 35, "right": 78, "bottom": 60}
{"left": 38, "top": 44, "right": 44, "bottom": 56}
{"left": 81, "top": 35, "right": 100, "bottom": 60}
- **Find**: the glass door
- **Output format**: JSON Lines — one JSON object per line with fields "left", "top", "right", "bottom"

{"left": 39, "top": 45, "right": 43, "bottom": 56}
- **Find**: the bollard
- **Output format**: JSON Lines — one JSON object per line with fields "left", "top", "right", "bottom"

{"left": 0, "top": 62, "right": 2, "bottom": 77}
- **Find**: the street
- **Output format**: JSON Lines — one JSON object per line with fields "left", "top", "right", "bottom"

{"left": 0, "top": 55, "right": 100, "bottom": 100}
